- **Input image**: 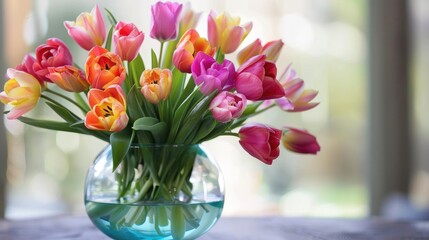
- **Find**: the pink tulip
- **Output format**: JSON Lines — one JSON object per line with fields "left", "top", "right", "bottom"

{"left": 64, "top": 5, "right": 106, "bottom": 51}
{"left": 150, "top": 1, "right": 183, "bottom": 42}
{"left": 113, "top": 21, "right": 145, "bottom": 62}
{"left": 276, "top": 64, "right": 319, "bottom": 112}
{"left": 15, "top": 54, "right": 39, "bottom": 82}
{"left": 32, "top": 38, "right": 73, "bottom": 82}
{"left": 47, "top": 65, "right": 89, "bottom": 92}
{"left": 239, "top": 123, "right": 282, "bottom": 165}
{"left": 173, "top": 29, "right": 214, "bottom": 73}
{"left": 282, "top": 127, "right": 320, "bottom": 154}
{"left": 209, "top": 91, "right": 247, "bottom": 123}
{"left": 208, "top": 11, "right": 252, "bottom": 54}
{"left": 235, "top": 55, "right": 284, "bottom": 101}
{"left": 0, "top": 69, "right": 41, "bottom": 119}
{"left": 262, "top": 39, "right": 284, "bottom": 62}
{"left": 237, "top": 39, "right": 262, "bottom": 65}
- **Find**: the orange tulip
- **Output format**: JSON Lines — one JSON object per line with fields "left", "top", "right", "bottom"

{"left": 85, "top": 46, "right": 126, "bottom": 90}
{"left": 85, "top": 84, "right": 129, "bottom": 132}
{"left": 139, "top": 68, "right": 172, "bottom": 104}
{"left": 0, "top": 69, "right": 41, "bottom": 119}
{"left": 47, "top": 65, "right": 89, "bottom": 92}
{"left": 173, "top": 29, "right": 214, "bottom": 73}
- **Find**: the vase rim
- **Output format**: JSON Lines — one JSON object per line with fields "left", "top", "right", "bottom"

{"left": 123, "top": 143, "right": 201, "bottom": 148}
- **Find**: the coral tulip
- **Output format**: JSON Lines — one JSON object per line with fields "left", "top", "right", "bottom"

{"left": 150, "top": 1, "right": 183, "bottom": 42}
{"left": 47, "top": 65, "right": 89, "bottom": 92}
{"left": 64, "top": 5, "right": 106, "bottom": 51}
{"left": 32, "top": 38, "right": 73, "bottom": 82}
{"left": 0, "top": 69, "right": 41, "bottom": 119}
{"left": 282, "top": 127, "right": 320, "bottom": 154}
{"left": 85, "top": 46, "right": 126, "bottom": 90}
{"left": 113, "top": 21, "right": 145, "bottom": 62}
{"left": 173, "top": 29, "right": 214, "bottom": 73}
{"left": 139, "top": 68, "right": 172, "bottom": 104}
{"left": 209, "top": 91, "right": 246, "bottom": 123}
{"left": 85, "top": 84, "right": 128, "bottom": 132}
{"left": 191, "top": 52, "right": 235, "bottom": 95}
{"left": 207, "top": 11, "right": 252, "bottom": 54}
{"left": 239, "top": 123, "right": 282, "bottom": 165}
{"left": 235, "top": 55, "right": 284, "bottom": 101}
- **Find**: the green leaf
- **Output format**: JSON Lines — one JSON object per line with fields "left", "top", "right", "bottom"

{"left": 73, "top": 92, "right": 90, "bottom": 112}
{"left": 151, "top": 49, "right": 159, "bottom": 69}
{"left": 46, "top": 102, "right": 82, "bottom": 123}
{"left": 192, "top": 117, "right": 218, "bottom": 143}
{"left": 132, "top": 117, "right": 168, "bottom": 143}
{"left": 129, "top": 54, "right": 145, "bottom": 86}
{"left": 105, "top": 25, "right": 114, "bottom": 51}
{"left": 104, "top": 8, "right": 118, "bottom": 25}
{"left": 110, "top": 128, "right": 135, "bottom": 171}
{"left": 169, "top": 68, "right": 186, "bottom": 109}
{"left": 126, "top": 85, "right": 146, "bottom": 121}
{"left": 18, "top": 117, "right": 83, "bottom": 133}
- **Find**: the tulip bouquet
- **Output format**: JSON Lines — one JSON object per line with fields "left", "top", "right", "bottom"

{"left": 1, "top": 1, "right": 320, "bottom": 238}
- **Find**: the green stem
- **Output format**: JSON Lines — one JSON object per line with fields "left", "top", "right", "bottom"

{"left": 45, "top": 88, "right": 88, "bottom": 113}
{"left": 221, "top": 132, "right": 239, "bottom": 137}
{"left": 158, "top": 41, "right": 165, "bottom": 68}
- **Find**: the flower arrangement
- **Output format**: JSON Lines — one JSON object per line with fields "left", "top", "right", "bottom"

{"left": 0, "top": 1, "right": 320, "bottom": 238}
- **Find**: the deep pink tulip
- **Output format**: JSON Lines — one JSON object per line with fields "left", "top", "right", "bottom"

{"left": 16, "top": 54, "right": 39, "bottom": 81}
{"left": 32, "top": 38, "right": 73, "bottom": 82}
{"left": 150, "top": 2, "right": 183, "bottom": 42}
{"left": 235, "top": 55, "right": 284, "bottom": 101}
{"left": 239, "top": 123, "right": 282, "bottom": 165}
{"left": 113, "top": 21, "right": 145, "bottom": 62}
{"left": 209, "top": 91, "right": 246, "bottom": 123}
{"left": 191, "top": 52, "right": 235, "bottom": 95}
{"left": 282, "top": 127, "right": 320, "bottom": 154}
{"left": 64, "top": 5, "right": 106, "bottom": 51}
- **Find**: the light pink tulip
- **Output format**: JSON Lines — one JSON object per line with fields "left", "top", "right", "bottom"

{"left": 239, "top": 123, "right": 282, "bottom": 165}
{"left": 113, "top": 21, "right": 145, "bottom": 62}
{"left": 208, "top": 11, "right": 252, "bottom": 54}
{"left": 64, "top": 5, "right": 106, "bottom": 50}
{"left": 282, "top": 127, "right": 320, "bottom": 154}
{"left": 262, "top": 39, "right": 284, "bottom": 62}
{"left": 237, "top": 39, "right": 262, "bottom": 65}
{"left": 179, "top": 2, "right": 202, "bottom": 35}
{"left": 150, "top": 2, "right": 183, "bottom": 42}
{"left": 209, "top": 91, "right": 246, "bottom": 123}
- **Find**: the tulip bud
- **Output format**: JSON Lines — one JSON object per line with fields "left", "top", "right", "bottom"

{"left": 113, "top": 21, "right": 145, "bottom": 62}
{"left": 150, "top": 2, "right": 183, "bottom": 42}
{"left": 282, "top": 127, "right": 320, "bottom": 154}
{"left": 47, "top": 65, "right": 89, "bottom": 92}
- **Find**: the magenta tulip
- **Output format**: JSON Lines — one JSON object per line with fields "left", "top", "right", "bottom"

{"left": 235, "top": 55, "right": 284, "bottom": 101}
{"left": 191, "top": 52, "right": 235, "bottom": 95}
{"left": 32, "top": 38, "right": 73, "bottom": 82}
{"left": 64, "top": 5, "right": 106, "bottom": 51}
{"left": 113, "top": 21, "right": 145, "bottom": 62}
{"left": 282, "top": 127, "right": 320, "bottom": 154}
{"left": 150, "top": 1, "right": 183, "bottom": 42}
{"left": 239, "top": 123, "right": 282, "bottom": 165}
{"left": 209, "top": 91, "right": 246, "bottom": 123}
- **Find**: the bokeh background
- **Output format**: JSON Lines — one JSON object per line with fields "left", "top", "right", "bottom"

{"left": 1, "top": 0, "right": 428, "bottom": 219}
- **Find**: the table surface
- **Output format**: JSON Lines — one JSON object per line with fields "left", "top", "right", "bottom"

{"left": 0, "top": 216, "right": 429, "bottom": 240}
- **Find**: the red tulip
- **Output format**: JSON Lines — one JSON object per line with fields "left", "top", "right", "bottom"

{"left": 282, "top": 127, "right": 320, "bottom": 154}
{"left": 239, "top": 123, "right": 282, "bottom": 165}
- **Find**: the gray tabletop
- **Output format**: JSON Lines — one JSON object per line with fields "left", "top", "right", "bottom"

{"left": 0, "top": 215, "right": 428, "bottom": 240}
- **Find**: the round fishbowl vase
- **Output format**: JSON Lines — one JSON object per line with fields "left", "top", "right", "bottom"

{"left": 84, "top": 144, "right": 225, "bottom": 240}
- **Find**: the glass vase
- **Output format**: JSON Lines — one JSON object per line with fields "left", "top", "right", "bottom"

{"left": 84, "top": 144, "right": 224, "bottom": 240}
